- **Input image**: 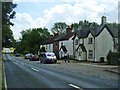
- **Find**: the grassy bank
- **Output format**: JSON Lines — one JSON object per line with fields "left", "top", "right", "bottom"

{"left": 0, "top": 60, "right": 2, "bottom": 90}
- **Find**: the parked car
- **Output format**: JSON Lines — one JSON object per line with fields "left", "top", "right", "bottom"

{"left": 24, "top": 53, "right": 33, "bottom": 59}
{"left": 16, "top": 53, "right": 20, "bottom": 57}
{"left": 29, "top": 54, "right": 39, "bottom": 61}
{"left": 39, "top": 52, "right": 57, "bottom": 64}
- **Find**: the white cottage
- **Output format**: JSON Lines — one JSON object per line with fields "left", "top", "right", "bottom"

{"left": 74, "top": 16, "right": 118, "bottom": 62}
{"left": 54, "top": 28, "right": 75, "bottom": 59}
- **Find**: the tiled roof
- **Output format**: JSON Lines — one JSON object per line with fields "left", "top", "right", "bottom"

{"left": 76, "top": 24, "right": 118, "bottom": 38}
{"left": 76, "top": 44, "right": 87, "bottom": 52}
{"left": 40, "top": 30, "right": 75, "bottom": 45}
{"left": 54, "top": 31, "right": 75, "bottom": 41}
{"left": 40, "top": 35, "right": 58, "bottom": 45}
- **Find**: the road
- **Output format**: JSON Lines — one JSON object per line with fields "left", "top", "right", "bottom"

{"left": 3, "top": 54, "right": 119, "bottom": 89}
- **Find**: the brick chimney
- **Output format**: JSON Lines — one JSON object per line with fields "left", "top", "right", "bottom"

{"left": 66, "top": 27, "right": 72, "bottom": 33}
{"left": 101, "top": 16, "right": 107, "bottom": 25}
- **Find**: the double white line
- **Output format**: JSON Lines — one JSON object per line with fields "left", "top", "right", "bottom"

{"left": 31, "top": 67, "right": 39, "bottom": 72}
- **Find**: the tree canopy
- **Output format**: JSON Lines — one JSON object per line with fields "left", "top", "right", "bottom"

{"left": 51, "top": 22, "right": 67, "bottom": 35}
{"left": 15, "top": 28, "right": 50, "bottom": 54}
{"left": 2, "top": 2, "right": 17, "bottom": 47}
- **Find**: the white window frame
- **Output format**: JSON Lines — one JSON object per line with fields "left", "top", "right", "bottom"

{"left": 75, "top": 39, "right": 79, "bottom": 45}
{"left": 88, "top": 37, "right": 93, "bottom": 44}
{"left": 88, "top": 50, "right": 93, "bottom": 59}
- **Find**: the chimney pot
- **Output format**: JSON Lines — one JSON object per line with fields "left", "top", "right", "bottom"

{"left": 101, "top": 16, "right": 107, "bottom": 25}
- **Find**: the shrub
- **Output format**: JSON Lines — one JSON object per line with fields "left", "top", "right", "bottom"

{"left": 107, "top": 51, "right": 120, "bottom": 65}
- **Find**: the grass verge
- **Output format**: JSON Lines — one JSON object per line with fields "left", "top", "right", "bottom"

{"left": 0, "top": 59, "right": 3, "bottom": 90}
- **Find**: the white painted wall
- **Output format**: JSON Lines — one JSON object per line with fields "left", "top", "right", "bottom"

{"left": 95, "top": 28, "right": 114, "bottom": 62}
{"left": 59, "top": 40, "right": 74, "bottom": 59}
{"left": 46, "top": 44, "right": 53, "bottom": 52}
{"left": 74, "top": 36, "right": 86, "bottom": 60}
{"left": 84, "top": 33, "right": 94, "bottom": 61}
{"left": 74, "top": 36, "right": 79, "bottom": 60}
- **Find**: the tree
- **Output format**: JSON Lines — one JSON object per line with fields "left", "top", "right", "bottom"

{"left": 51, "top": 22, "right": 67, "bottom": 35}
{"left": 2, "top": 2, "right": 17, "bottom": 47}
{"left": 71, "top": 20, "right": 98, "bottom": 32}
{"left": 16, "top": 28, "right": 50, "bottom": 54}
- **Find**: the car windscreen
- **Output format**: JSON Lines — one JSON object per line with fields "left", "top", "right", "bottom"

{"left": 46, "top": 53, "right": 55, "bottom": 57}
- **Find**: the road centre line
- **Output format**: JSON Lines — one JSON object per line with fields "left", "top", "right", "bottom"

{"left": 31, "top": 67, "right": 39, "bottom": 72}
{"left": 21, "top": 62, "right": 24, "bottom": 65}
{"left": 14, "top": 62, "right": 17, "bottom": 64}
{"left": 69, "top": 84, "right": 84, "bottom": 90}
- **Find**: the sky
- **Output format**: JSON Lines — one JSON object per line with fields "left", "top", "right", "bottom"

{"left": 10, "top": 0, "right": 119, "bottom": 40}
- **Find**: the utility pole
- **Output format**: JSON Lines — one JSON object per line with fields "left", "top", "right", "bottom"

{"left": 0, "top": 1, "right": 2, "bottom": 59}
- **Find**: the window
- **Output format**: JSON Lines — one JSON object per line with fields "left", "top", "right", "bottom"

{"left": 79, "top": 52, "right": 81, "bottom": 56}
{"left": 88, "top": 38, "right": 93, "bottom": 44}
{"left": 115, "top": 38, "right": 118, "bottom": 44}
{"left": 75, "top": 39, "right": 79, "bottom": 45}
{"left": 88, "top": 50, "right": 93, "bottom": 59}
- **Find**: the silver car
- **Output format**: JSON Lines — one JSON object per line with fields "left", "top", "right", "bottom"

{"left": 24, "top": 53, "right": 33, "bottom": 59}
{"left": 40, "top": 52, "right": 57, "bottom": 64}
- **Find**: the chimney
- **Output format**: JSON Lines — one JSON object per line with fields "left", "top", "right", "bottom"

{"left": 49, "top": 35, "right": 53, "bottom": 38}
{"left": 66, "top": 27, "right": 72, "bottom": 33}
{"left": 101, "top": 16, "right": 107, "bottom": 25}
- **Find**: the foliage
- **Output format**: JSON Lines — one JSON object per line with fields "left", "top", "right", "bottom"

{"left": 51, "top": 22, "right": 67, "bottom": 35}
{"left": 107, "top": 51, "right": 120, "bottom": 65}
{"left": 40, "top": 47, "right": 46, "bottom": 52}
{"left": 71, "top": 20, "right": 98, "bottom": 32}
{"left": 2, "top": 2, "right": 17, "bottom": 47}
{"left": 15, "top": 28, "right": 50, "bottom": 54}
{"left": 118, "top": 24, "right": 120, "bottom": 52}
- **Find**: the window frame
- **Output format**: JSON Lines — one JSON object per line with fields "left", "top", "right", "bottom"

{"left": 88, "top": 37, "right": 93, "bottom": 44}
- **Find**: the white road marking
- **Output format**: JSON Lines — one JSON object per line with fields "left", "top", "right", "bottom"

{"left": 31, "top": 67, "right": 39, "bottom": 72}
{"left": 21, "top": 63, "right": 24, "bottom": 65}
{"left": 14, "top": 62, "right": 17, "bottom": 64}
{"left": 69, "top": 84, "right": 84, "bottom": 90}
{"left": 3, "top": 63, "right": 7, "bottom": 90}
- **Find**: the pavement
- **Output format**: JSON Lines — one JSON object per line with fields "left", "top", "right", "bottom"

{"left": 57, "top": 59, "right": 119, "bottom": 74}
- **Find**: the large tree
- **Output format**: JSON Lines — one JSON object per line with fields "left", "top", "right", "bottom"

{"left": 51, "top": 22, "right": 67, "bottom": 35}
{"left": 2, "top": 2, "right": 17, "bottom": 47}
{"left": 15, "top": 28, "right": 50, "bottom": 54}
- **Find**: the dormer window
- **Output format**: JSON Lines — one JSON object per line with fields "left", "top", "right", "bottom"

{"left": 88, "top": 38, "right": 93, "bottom": 44}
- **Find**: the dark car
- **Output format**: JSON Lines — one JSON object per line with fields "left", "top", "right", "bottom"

{"left": 29, "top": 54, "right": 39, "bottom": 61}
{"left": 16, "top": 53, "right": 20, "bottom": 57}
{"left": 39, "top": 52, "right": 57, "bottom": 64}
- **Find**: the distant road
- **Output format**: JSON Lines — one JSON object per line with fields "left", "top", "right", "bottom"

{"left": 3, "top": 54, "right": 118, "bottom": 89}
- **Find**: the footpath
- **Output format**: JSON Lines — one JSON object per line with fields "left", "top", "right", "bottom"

{"left": 58, "top": 60, "right": 119, "bottom": 73}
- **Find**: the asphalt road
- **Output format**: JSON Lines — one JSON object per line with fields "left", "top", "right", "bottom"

{"left": 3, "top": 54, "right": 119, "bottom": 89}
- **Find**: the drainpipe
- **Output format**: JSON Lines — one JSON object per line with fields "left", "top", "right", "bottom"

{"left": 73, "top": 39, "right": 75, "bottom": 59}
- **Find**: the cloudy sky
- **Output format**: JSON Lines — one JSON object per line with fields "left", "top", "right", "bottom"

{"left": 10, "top": 0, "right": 119, "bottom": 40}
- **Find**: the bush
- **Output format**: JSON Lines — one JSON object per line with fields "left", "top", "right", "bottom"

{"left": 107, "top": 51, "right": 120, "bottom": 65}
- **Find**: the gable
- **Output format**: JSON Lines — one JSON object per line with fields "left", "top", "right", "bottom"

{"left": 95, "top": 24, "right": 117, "bottom": 38}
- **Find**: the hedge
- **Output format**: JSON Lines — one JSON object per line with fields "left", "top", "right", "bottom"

{"left": 107, "top": 51, "right": 120, "bottom": 65}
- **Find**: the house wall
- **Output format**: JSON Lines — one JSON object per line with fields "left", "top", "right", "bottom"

{"left": 59, "top": 40, "right": 74, "bottom": 59}
{"left": 46, "top": 44, "right": 53, "bottom": 52}
{"left": 84, "top": 33, "right": 95, "bottom": 61}
{"left": 53, "top": 41, "right": 59, "bottom": 59}
{"left": 95, "top": 28, "right": 114, "bottom": 62}
{"left": 74, "top": 36, "right": 86, "bottom": 61}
